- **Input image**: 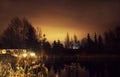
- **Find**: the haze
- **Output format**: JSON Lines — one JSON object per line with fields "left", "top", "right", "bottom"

{"left": 0, "top": 0, "right": 120, "bottom": 42}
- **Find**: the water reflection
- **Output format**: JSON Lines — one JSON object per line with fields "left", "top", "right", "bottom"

{"left": 0, "top": 54, "right": 120, "bottom": 77}
{"left": 45, "top": 63, "right": 89, "bottom": 77}
{"left": 45, "top": 60, "right": 120, "bottom": 77}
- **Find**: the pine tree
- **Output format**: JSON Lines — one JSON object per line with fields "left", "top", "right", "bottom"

{"left": 65, "top": 32, "right": 70, "bottom": 48}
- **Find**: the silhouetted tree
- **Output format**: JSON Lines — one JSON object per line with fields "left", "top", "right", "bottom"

{"left": 103, "top": 25, "right": 120, "bottom": 53}
{"left": 104, "top": 30, "right": 116, "bottom": 52}
{"left": 94, "top": 33, "right": 97, "bottom": 44}
{"left": 53, "top": 40, "right": 57, "bottom": 49}
{"left": 52, "top": 40, "right": 64, "bottom": 51}
{"left": 74, "top": 34, "right": 77, "bottom": 43}
{"left": 43, "top": 41, "right": 51, "bottom": 50}
{"left": 81, "top": 38, "right": 87, "bottom": 50}
{"left": 98, "top": 35, "right": 104, "bottom": 52}
{"left": 0, "top": 17, "right": 40, "bottom": 50}
{"left": 23, "top": 18, "right": 39, "bottom": 50}
{"left": 35, "top": 26, "right": 42, "bottom": 41}
{"left": 114, "top": 26, "right": 120, "bottom": 51}
{"left": 42, "top": 34, "right": 51, "bottom": 51}
{"left": 57, "top": 40, "right": 64, "bottom": 49}
{"left": 65, "top": 32, "right": 70, "bottom": 49}
{"left": 1, "top": 17, "right": 23, "bottom": 48}
{"left": 86, "top": 33, "right": 94, "bottom": 52}
{"left": 93, "top": 33, "right": 98, "bottom": 52}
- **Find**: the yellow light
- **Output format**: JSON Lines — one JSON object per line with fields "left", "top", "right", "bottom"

{"left": 23, "top": 53, "right": 27, "bottom": 57}
{"left": 30, "top": 52, "right": 36, "bottom": 57}
{"left": 2, "top": 49, "right": 6, "bottom": 54}
{"left": 14, "top": 54, "right": 18, "bottom": 57}
{"left": 56, "top": 73, "right": 58, "bottom": 77}
{"left": 23, "top": 49, "right": 27, "bottom": 53}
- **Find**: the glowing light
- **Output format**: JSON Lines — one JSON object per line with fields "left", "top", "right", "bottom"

{"left": 30, "top": 52, "right": 36, "bottom": 57}
{"left": 23, "top": 49, "right": 27, "bottom": 53}
{"left": 23, "top": 53, "right": 27, "bottom": 57}
{"left": 2, "top": 49, "right": 6, "bottom": 54}
{"left": 14, "top": 54, "right": 18, "bottom": 57}
{"left": 56, "top": 73, "right": 59, "bottom": 77}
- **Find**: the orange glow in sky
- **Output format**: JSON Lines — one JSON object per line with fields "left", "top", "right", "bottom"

{"left": 34, "top": 24, "right": 87, "bottom": 43}
{"left": 1, "top": 0, "right": 120, "bottom": 43}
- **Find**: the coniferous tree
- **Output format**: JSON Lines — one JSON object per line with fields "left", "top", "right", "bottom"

{"left": 104, "top": 30, "right": 116, "bottom": 52}
{"left": 104, "top": 26, "right": 120, "bottom": 53}
{"left": 93, "top": 33, "right": 98, "bottom": 52}
{"left": 74, "top": 34, "right": 77, "bottom": 43}
{"left": 114, "top": 27, "right": 120, "bottom": 51}
{"left": 81, "top": 38, "right": 87, "bottom": 49}
{"left": 94, "top": 33, "right": 97, "bottom": 44}
{"left": 42, "top": 34, "right": 51, "bottom": 51}
{"left": 65, "top": 32, "right": 70, "bottom": 49}
{"left": 86, "top": 33, "right": 94, "bottom": 52}
{"left": 98, "top": 35, "right": 104, "bottom": 52}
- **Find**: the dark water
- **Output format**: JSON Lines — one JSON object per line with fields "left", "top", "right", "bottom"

{"left": 43, "top": 55, "right": 120, "bottom": 77}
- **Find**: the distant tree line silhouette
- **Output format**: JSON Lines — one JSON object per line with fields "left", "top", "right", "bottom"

{"left": 104, "top": 26, "right": 120, "bottom": 53}
{"left": 0, "top": 17, "right": 120, "bottom": 54}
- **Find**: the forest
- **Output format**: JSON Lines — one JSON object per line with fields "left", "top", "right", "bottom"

{"left": 0, "top": 17, "right": 120, "bottom": 54}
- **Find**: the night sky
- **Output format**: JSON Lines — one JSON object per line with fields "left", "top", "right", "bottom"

{"left": 0, "top": 0, "right": 120, "bottom": 42}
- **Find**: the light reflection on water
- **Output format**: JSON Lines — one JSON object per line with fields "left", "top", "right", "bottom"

{"left": 0, "top": 53, "right": 120, "bottom": 77}
{"left": 48, "top": 63, "right": 89, "bottom": 77}
{"left": 46, "top": 61, "right": 120, "bottom": 77}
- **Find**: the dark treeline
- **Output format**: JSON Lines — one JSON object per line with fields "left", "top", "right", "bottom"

{"left": 0, "top": 17, "right": 120, "bottom": 54}
{"left": 0, "top": 17, "right": 40, "bottom": 51}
